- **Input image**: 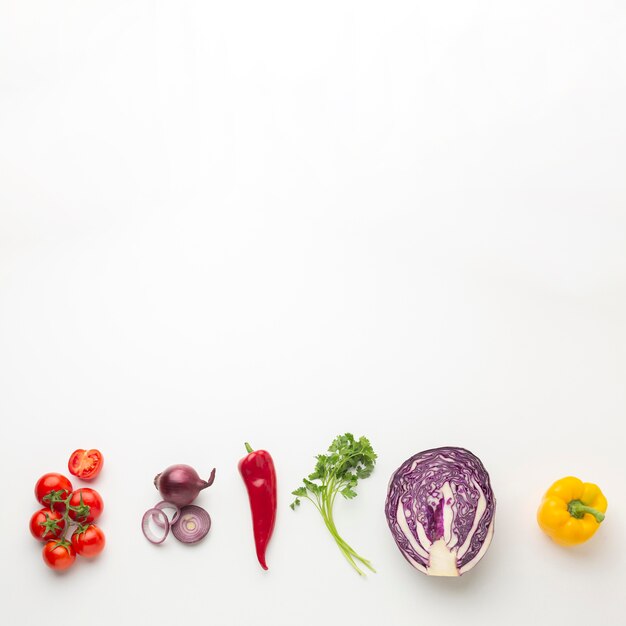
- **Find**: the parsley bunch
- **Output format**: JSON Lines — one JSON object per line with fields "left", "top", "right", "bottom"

{"left": 291, "top": 433, "right": 377, "bottom": 575}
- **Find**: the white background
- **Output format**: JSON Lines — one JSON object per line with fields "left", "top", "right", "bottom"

{"left": 1, "top": 2, "right": 625, "bottom": 625}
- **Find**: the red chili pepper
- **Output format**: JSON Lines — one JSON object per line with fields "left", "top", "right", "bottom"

{"left": 238, "top": 442, "right": 277, "bottom": 570}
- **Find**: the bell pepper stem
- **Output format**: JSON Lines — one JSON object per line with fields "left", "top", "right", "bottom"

{"left": 244, "top": 442, "right": 254, "bottom": 454}
{"left": 568, "top": 499, "right": 605, "bottom": 523}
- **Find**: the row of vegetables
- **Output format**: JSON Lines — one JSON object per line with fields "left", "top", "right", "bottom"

{"left": 30, "top": 436, "right": 608, "bottom": 576}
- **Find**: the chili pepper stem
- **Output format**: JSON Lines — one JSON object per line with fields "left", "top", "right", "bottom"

{"left": 568, "top": 499, "right": 605, "bottom": 523}
{"left": 244, "top": 442, "right": 254, "bottom": 454}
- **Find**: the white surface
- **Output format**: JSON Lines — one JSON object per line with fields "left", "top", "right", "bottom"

{"left": 1, "top": 2, "right": 625, "bottom": 625}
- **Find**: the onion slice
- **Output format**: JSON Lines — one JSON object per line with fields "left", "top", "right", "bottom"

{"left": 152, "top": 501, "right": 180, "bottom": 529}
{"left": 142, "top": 508, "right": 170, "bottom": 544}
{"left": 171, "top": 505, "right": 211, "bottom": 544}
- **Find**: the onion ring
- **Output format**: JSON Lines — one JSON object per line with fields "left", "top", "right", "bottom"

{"left": 152, "top": 501, "right": 180, "bottom": 529}
{"left": 142, "top": 507, "right": 170, "bottom": 544}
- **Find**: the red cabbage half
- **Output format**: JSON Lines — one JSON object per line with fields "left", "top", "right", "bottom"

{"left": 385, "top": 446, "right": 495, "bottom": 577}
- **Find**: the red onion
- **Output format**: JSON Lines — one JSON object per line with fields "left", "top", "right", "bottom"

{"left": 154, "top": 465, "right": 216, "bottom": 507}
{"left": 142, "top": 508, "right": 170, "bottom": 544}
{"left": 171, "top": 505, "right": 211, "bottom": 544}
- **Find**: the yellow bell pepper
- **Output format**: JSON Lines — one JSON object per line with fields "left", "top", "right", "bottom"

{"left": 537, "top": 476, "right": 607, "bottom": 546}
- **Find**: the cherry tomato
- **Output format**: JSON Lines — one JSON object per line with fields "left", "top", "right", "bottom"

{"left": 42, "top": 540, "right": 76, "bottom": 571}
{"left": 29, "top": 508, "right": 66, "bottom": 541}
{"left": 35, "top": 473, "right": 73, "bottom": 512}
{"left": 68, "top": 449, "right": 104, "bottom": 480}
{"left": 71, "top": 524, "right": 106, "bottom": 558}
{"left": 68, "top": 488, "right": 104, "bottom": 523}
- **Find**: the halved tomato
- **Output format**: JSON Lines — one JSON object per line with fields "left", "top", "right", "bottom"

{"left": 68, "top": 449, "right": 103, "bottom": 480}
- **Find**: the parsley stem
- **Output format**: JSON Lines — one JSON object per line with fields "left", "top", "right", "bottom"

{"left": 321, "top": 514, "right": 365, "bottom": 575}
{"left": 320, "top": 506, "right": 375, "bottom": 573}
